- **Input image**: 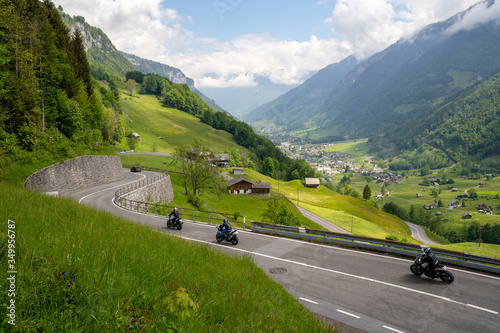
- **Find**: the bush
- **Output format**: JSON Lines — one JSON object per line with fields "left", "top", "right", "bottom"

{"left": 187, "top": 194, "right": 204, "bottom": 210}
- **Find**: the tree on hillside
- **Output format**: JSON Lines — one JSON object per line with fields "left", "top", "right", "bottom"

{"left": 262, "top": 157, "right": 276, "bottom": 178}
{"left": 261, "top": 194, "right": 299, "bottom": 226}
{"left": 127, "top": 79, "right": 136, "bottom": 95}
{"left": 171, "top": 140, "right": 225, "bottom": 196}
{"left": 362, "top": 184, "right": 372, "bottom": 201}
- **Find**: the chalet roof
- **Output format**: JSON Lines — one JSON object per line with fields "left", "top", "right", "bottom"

{"left": 252, "top": 182, "right": 271, "bottom": 189}
{"left": 305, "top": 178, "right": 320, "bottom": 185}
{"left": 214, "top": 153, "right": 230, "bottom": 161}
{"left": 227, "top": 176, "right": 252, "bottom": 187}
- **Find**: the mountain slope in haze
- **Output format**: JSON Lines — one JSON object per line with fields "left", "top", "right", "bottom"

{"left": 319, "top": 4, "right": 500, "bottom": 138}
{"left": 121, "top": 51, "right": 195, "bottom": 88}
{"left": 59, "top": 11, "right": 135, "bottom": 80}
{"left": 248, "top": 0, "right": 500, "bottom": 141}
{"left": 388, "top": 68, "right": 500, "bottom": 163}
{"left": 121, "top": 52, "right": 227, "bottom": 113}
{"left": 199, "top": 76, "right": 299, "bottom": 118}
{"left": 60, "top": 10, "right": 226, "bottom": 113}
{"left": 245, "top": 56, "right": 358, "bottom": 130}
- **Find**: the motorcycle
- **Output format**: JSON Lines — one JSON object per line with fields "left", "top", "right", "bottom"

{"left": 410, "top": 255, "right": 454, "bottom": 283}
{"left": 166, "top": 215, "right": 183, "bottom": 230}
{"left": 216, "top": 225, "right": 239, "bottom": 245}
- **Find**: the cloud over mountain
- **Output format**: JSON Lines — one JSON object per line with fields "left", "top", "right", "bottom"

{"left": 54, "top": 0, "right": 481, "bottom": 88}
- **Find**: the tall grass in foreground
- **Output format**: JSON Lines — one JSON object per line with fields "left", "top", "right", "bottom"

{"left": 0, "top": 183, "right": 335, "bottom": 332}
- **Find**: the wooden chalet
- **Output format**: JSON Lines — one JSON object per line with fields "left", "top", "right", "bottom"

{"left": 213, "top": 153, "right": 230, "bottom": 167}
{"left": 416, "top": 193, "right": 423, "bottom": 198}
{"left": 424, "top": 203, "right": 437, "bottom": 210}
{"left": 251, "top": 181, "right": 271, "bottom": 196}
{"left": 457, "top": 193, "right": 469, "bottom": 199}
{"left": 228, "top": 176, "right": 253, "bottom": 194}
{"left": 232, "top": 167, "right": 244, "bottom": 175}
{"left": 449, "top": 200, "right": 460, "bottom": 209}
{"left": 305, "top": 178, "right": 320, "bottom": 188}
{"left": 462, "top": 213, "right": 472, "bottom": 219}
{"left": 227, "top": 176, "right": 271, "bottom": 196}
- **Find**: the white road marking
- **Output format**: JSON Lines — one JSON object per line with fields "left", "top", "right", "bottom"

{"left": 336, "top": 309, "right": 360, "bottom": 319}
{"left": 78, "top": 173, "right": 146, "bottom": 203}
{"left": 466, "top": 304, "right": 499, "bottom": 315}
{"left": 299, "top": 297, "right": 318, "bottom": 305}
{"left": 177, "top": 235, "right": 499, "bottom": 316}
{"left": 110, "top": 199, "right": 500, "bottom": 282}
{"left": 383, "top": 325, "right": 406, "bottom": 333}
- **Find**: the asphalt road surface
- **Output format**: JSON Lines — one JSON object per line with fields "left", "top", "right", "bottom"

{"left": 63, "top": 170, "right": 500, "bottom": 333}
{"left": 406, "top": 221, "right": 441, "bottom": 245}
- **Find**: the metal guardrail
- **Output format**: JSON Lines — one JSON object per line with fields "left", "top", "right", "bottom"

{"left": 113, "top": 166, "right": 499, "bottom": 274}
{"left": 251, "top": 221, "right": 500, "bottom": 274}
{"left": 113, "top": 167, "right": 245, "bottom": 226}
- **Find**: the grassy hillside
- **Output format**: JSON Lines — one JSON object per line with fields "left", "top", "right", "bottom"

{"left": 0, "top": 182, "right": 334, "bottom": 332}
{"left": 120, "top": 154, "right": 411, "bottom": 240}
{"left": 120, "top": 154, "right": 326, "bottom": 231}
{"left": 117, "top": 88, "right": 251, "bottom": 156}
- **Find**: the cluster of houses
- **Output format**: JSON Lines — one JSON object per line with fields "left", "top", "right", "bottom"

{"left": 417, "top": 184, "right": 494, "bottom": 219}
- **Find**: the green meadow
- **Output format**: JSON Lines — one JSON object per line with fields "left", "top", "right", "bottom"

{"left": 117, "top": 90, "right": 250, "bottom": 156}
{"left": 120, "top": 154, "right": 411, "bottom": 240}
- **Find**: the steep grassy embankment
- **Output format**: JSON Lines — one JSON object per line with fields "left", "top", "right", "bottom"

{"left": 117, "top": 90, "right": 251, "bottom": 155}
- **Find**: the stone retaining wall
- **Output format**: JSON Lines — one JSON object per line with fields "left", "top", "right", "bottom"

{"left": 124, "top": 175, "right": 174, "bottom": 203}
{"left": 24, "top": 155, "right": 124, "bottom": 192}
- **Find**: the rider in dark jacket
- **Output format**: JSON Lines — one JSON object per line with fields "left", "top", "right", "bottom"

{"left": 221, "top": 218, "right": 231, "bottom": 235}
{"left": 169, "top": 207, "right": 179, "bottom": 223}
{"left": 421, "top": 247, "right": 438, "bottom": 275}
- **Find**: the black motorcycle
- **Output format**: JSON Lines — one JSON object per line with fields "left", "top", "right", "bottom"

{"left": 216, "top": 225, "right": 239, "bottom": 245}
{"left": 166, "top": 215, "right": 183, "bottom": 230}
{"left": 410, "top": 255, "right": 454, "bottom": 283}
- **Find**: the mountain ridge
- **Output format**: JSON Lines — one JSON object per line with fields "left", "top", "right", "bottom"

{"left": 246, "top": 0, "right": 500, "bottom": 153}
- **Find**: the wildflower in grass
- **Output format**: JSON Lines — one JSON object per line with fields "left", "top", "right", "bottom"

{"left": 62, "top": 271, "right": 67, "bottom": 275}
{"left": 68, "top": 280, "right": 73, "bottom": 285}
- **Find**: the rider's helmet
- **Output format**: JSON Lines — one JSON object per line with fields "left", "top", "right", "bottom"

{"left": 423, "top": 247, "right": 432, "bottom": 254}
{"left": 174, "top": 207, "right": 178, "bottom": 211}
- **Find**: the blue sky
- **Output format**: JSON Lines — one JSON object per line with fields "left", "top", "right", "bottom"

{"left": 53, "top": 0, "right": 492, "bottom": 88}
{"left": 165, "top": 0, "right": 337, "bottom": 42}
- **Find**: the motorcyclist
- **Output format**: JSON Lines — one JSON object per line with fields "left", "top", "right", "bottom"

{"left": 169, "top": 207, "right": 180, "bottom": 224}
{"left": 221, "top": 218, "right": 231, "bottom": 236}
{"left": 421, "top": 247, "right": 438, "bottom": 276}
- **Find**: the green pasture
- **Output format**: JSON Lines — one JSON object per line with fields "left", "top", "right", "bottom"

{"left": 117, "top": 90, "right": 249, "bottom": 155}
{"left": 120, "top": 154, "right": 323, "bottom": 230}
{"left": 119, "top": 154, "right": 409, "bottom": 238}
{"left": 433, "top": 242, "right": 500, "bottom": 259}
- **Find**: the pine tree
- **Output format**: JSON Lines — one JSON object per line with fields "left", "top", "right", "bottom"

{"left": 362, "top": 184, "right": 372, "bottom": 200}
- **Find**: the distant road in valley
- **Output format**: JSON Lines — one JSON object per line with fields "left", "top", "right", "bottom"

{"left": 296, "top": 205, "right": 352, "bottom": 234}
{"left": 406, "top": 221, "right": 441, "bottom": 245}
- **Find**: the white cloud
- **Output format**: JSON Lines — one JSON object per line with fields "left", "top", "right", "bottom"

{"left": 158, "top": 34, "right": 352, "bottom": 88}
{"left": 326, "top": 0, "right": 480, "bottom": 60}
{"left": 55, "top": 0, "right": 488, "bottom": 89}
{"left": 445, "top": 0, "right": 500, "bottom": 35}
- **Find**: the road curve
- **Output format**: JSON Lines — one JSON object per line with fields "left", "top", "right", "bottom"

{"left": 296, "top": 205, "right": 352, "bottom": 234}
{"left": 63, "top": 170, "right": 500, "bottom": 333}
{"left": 406, "top": 221, "right": 441, "bottom": 245}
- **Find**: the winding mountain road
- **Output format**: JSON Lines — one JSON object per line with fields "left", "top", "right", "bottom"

{"left": 63, "top": 170, "right": 500, "bottom": 333}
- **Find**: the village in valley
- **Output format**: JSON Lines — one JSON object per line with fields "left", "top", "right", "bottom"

{"left": 275, "top": 142, "right": 498, "bottom": 222}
